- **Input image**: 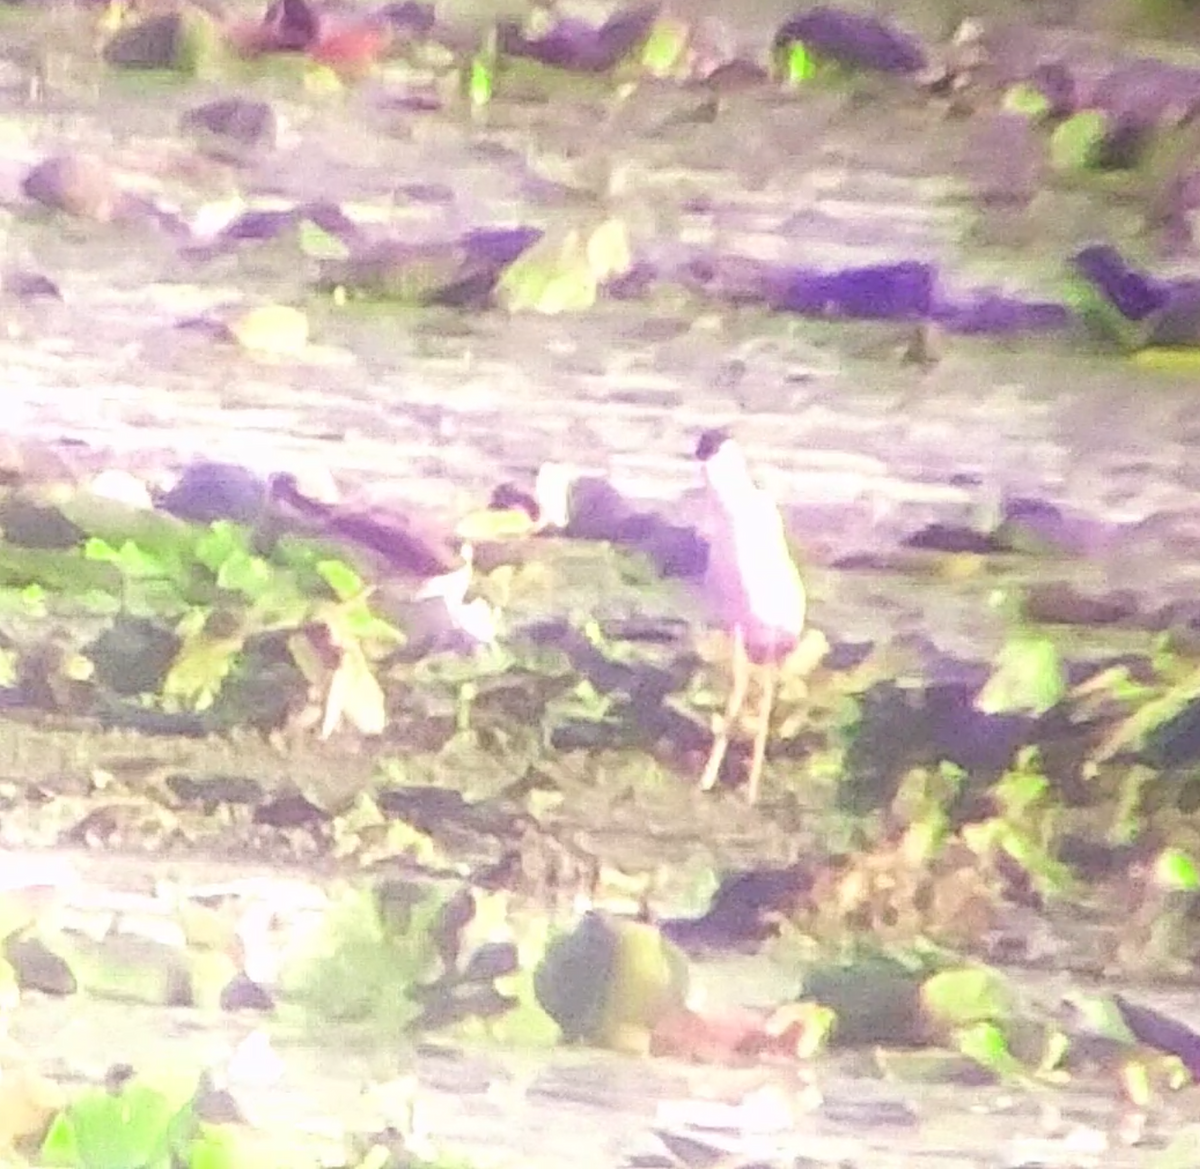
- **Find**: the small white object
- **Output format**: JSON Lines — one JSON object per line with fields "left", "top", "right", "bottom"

{"left": 227, "top": 1029, "right": 285, "bottom": 1089}
{"left": 89, "top": 470, "right": 154, "bottom": 510}
{"left": 0, "top": 851, "right": 79, "bottom": 892}
{"left": 451, "top": 597, "right": 498, "bottom": 646}
{"left": 534, "top": 462, "right": 575, "bottom": 530}
{"left": 656, "top": 1084, "right": 794, "bottom": 1135}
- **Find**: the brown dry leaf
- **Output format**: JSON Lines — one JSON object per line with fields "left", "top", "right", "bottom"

{"left": 0, "top": 1051, "right": 63, "bottom": 1150}
{"left": 322, "top": 639, "right": 386, "bottom": 738}
{"left": 650, "top": 1005, "right": 769, "bottom": 1063}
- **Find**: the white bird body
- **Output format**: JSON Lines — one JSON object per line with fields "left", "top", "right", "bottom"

{"left": 700, "top": 438, "right": 806, "bottom": 662}
{"left": 694, "top": 431, "right": 807, "bottom": 801}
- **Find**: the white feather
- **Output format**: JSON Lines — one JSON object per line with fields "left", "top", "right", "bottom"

{"left": 700, "top": 441, "right": 806, "bottom": 647}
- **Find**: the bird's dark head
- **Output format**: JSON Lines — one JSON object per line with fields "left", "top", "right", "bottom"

{"left": 695, "top": 428, "right": 733, "bottom": 463}
{"left": 694, "top": 428, "right": 755, "bottom": 499}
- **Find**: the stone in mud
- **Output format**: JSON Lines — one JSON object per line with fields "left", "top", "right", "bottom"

{"left": 1021, "top": 582, "right": 1138, "bottom": 627}
{"left": 0, "top": 497, "right": 83, "bottom": 549}
{"left": 321, "top": 227, "right": 541, "bottom": 306}
{"left": 995, "top": 497, "right": 1114, "bottom": 557}
{"left": 1072, "top": 244, "right": 1200, "bottom": 349}
{"left": 773, "top": 6, "right": 927, "bottom": 75}
{"left": 534, "top": 911, "right": 688, "bottom": 1052}
{"left": 902, "top": 523, "right": 1001, "bottom": 555}
{"left": 1025, "top": 60, "right": 1078, "bottom": 119}
{"left": 936, "top": 294, "right": 1070, "bottom": 337}
{"left": 3, "top": 271, "right": 61, "bottom": 301}
{"left": 220, "top": 972, "right": 274, "bottom": 1012}
{"left": 6, "top": 936, "right": 76, "bottom": 996}
{"left": 1149, "top": 167, "right": 1200, "bottom": 254}
{"left": 253, "top": 0, "right": 321, "bottom": 52}
{"left": 1112, "top": 996, "right": 1200, "bottom": 1078}
{"left": 772, "top": 260, "right": 935, "bottom": 321}
{"left": 497, "top": 3, "right": 659, "bottom": 73}
{"left": 700, "top": 57, "right": 769, "bottom": 90}
{"left": 253, "top": 793, "right": 327, "bottom": 830}
{"left": 374, "top": 0, "right": 435, "bottom": 39}
{"left": 157, "top": 461, "right": 267, "bottom": 525}
{"left": 103, "top": 8, "right": 223, "bottom": 74}
{"left": 22, "top": 154, "right": 119, "bottom": 222}
{"left": 839, "top": 679, "right": 1034, "bottom": 815}
{"left": 85, "top": 616, "right": 181, "bottom": 697}
{"left": 661, "top": 863, "right": 815, "bottom": 952}
{"left": 1073, "top": 244, "right": 1164, "bottom": 322}
{"left": 1091, "top": 58, "right": 1200, "bottom": 133}
{"left": 182, "top": 97, "right": 278, "bottom": 152}
{"left": 166, "top": 773, "right": 266, "bottom": 806}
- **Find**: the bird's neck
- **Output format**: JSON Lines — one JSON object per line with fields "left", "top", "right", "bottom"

{"left": 705, "top": 470, "right": 760, "bottom": 511}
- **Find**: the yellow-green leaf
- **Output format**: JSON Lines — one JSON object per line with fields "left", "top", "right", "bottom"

{"left": 322, "top": 641, "right": 386, "bottom": 737}
{"left": 163, "top": 632, "right": 245, "bottom": 711}
{"left": 975, "top": 634, "right": 1066, "bottom": 716}
{"left": 1049, "top": 110, "right": 1108, "bottom": 171}
{"left": 228, "top": 305, "right": 309, "bottom": 356}
{"left": 455, "top": 508, "right": 536, "bottom": 542}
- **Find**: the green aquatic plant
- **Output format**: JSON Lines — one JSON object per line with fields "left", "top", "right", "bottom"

{"left": 0, "top": 491, "right": 407, "bottom": 735}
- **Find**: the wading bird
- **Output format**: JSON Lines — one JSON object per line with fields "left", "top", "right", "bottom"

{"left": 695, "top": 430, "right": 807, "bottom": 803}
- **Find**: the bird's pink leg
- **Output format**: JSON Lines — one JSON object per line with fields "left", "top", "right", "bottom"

{"left": 700, "top": 625, "right": 749, "bottom": 792}
{"left": 746, "top": 662, "right": 778, "bottom": 804}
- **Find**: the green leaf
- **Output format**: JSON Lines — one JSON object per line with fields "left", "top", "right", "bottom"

{"left": 215, "top": 549, "right": 273, "bottom": 598}
{"left": 784, "top": 41, "right": 815, "bottom": 84}
{"left": 921, "top": 966, "right": 1015, "bottom": 1032}
{"left": 975, "top": 634, "right": 1066, "bottom": 716}
{"left": 163, "top": 627, "right": 246, "bottom": 711}
{"left": 641, "top": 17, "right": 689, "bottom": 77}
{"left": 1049, "top": 109, "right": 1108, "bottom": 171}
{"left": 336, "top": 604, "right": 405, "bottom": 645}
{"left": 84, "top": 538, "right": 172, "bottom": 581}
{"left": 228, "top": 305, "right": 309, "bottom": 356}
{"left": 955, "top": 1020, "right": 1026, "bottom": 1081}
{"left": 469, "top": 52, "right": 493, "bottom": 108}
{"left": 193, "top": 523, "right": 251, "bottom": 576}
{"left": 1002, "top": 827, "right": 1075, "bottom": 898}
{"left": 1001, "top": 82, "right": 1051, "bottom": 120}
{"left": 455, "top": 508, "right": 536, "bottom": 542}
{"left": 187, "top": 1125, "right": 245, "bottom": 1169}
{"left": 496, "top": 220, "right": 630, "bottom": 315}
{"left": 549, "top": 678, "right": 618, "bottom": 724}
{"left": 280, "top": 884, "right": 446, "bottom": 1029}
{"left": 992, "top": 763, "right": 1049, "bottom": 820}
{"left": 1133, "top": 346, "right": 1200, "bottom": 373}
{"left": 298, "top": 218, "right": 351, "bottom": 261}
{"left": 42, "top": 1081, "right": 191, "bottom": 1169}
{"left": 1154, "top": 847, "right": 1200, "bottom": 892}
{"left": 587, "top": 217, "right": 632, "bottom": 283}
{"left": 0, "top": 544, "right": 116, "bottom": 596}
{"left": 1092, "top": 662, "right": 1200, "bottom": 762}
{"left": 1064, "top": 991, "right": 1137, "bottom": 1044}
{"left": 316, "top": 558, "right": 367, "bottom": 601}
